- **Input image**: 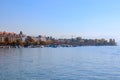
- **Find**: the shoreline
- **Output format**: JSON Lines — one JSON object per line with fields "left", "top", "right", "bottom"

{"left": 0, "top": 44, "right": 117, "bottom": 49}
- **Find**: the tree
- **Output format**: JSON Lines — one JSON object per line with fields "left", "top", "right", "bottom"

{"left": 5, "top": 37, "right": 10, "bottom": 45}
{"left": 33, "top": 41, "right": 39, "bottom": 45}
{"left": 40, "top": 41, "right": 46, "bottom": 45}
{"left": 16, "top": 39, "right": 23, "bottom": 46}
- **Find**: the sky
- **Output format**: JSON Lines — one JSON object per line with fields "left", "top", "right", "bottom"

{"left": 0, "top": 0, "right": 120, "bottom": 41}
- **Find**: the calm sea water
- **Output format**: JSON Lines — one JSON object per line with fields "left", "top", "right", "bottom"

{"left": 0, "top": 46, "right": 120, "bottom": 80}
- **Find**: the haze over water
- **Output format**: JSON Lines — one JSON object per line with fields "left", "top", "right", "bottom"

{"left": 0, "top": 47, "right": 120, "bottom": 80}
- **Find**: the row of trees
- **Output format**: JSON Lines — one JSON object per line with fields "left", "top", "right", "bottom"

{"left": 52, "top": 38, "right": 116, "bottom": 46}
{"left": 0, "top": 37, "right": 48, "bottom": 47}
{"left": 0, "top": 36, "right": 116, "bottom": 47}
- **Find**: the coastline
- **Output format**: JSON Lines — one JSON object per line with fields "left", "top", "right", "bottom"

{"left": 0, "top": 44, "right": 117, "bottom": 49}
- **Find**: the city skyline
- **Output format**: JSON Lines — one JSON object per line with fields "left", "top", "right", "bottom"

{"left": 0, "top": 31, "right": 116, "bottom": 48}
{"left": 0, "top": 0, "right": 120, "bottom": 41}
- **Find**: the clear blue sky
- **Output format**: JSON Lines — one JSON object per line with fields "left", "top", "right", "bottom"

{"left": 0, "top": 0, "right": 120, "bottom": 40}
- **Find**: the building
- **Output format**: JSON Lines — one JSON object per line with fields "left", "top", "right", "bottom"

{"left": 38, "top": 35, "right": 47, "bottom": 42}
{"left": 0, "top": 31, "right": 26, "bottom": 42}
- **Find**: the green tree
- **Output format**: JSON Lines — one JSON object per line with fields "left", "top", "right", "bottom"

{"left": 5, "top": 37, "right": 10, "bottom": 45}
{"left": 40, "top": 41, "right": 47, "bottom": 45}
{"left": 16, "top": 39, "right": 23, "bottom": 46}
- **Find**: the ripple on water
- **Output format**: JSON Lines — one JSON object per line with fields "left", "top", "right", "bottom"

{"left": 0, "top": 47, "right": 120, "bottom": 80}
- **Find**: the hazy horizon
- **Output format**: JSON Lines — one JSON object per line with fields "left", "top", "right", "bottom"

{"left": 0, "top": 0, "right": 120, "bottom": 41}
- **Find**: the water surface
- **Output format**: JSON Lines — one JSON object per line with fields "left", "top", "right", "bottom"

{"left": 0, "top": 46, "right": 120, "bottom": 80}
